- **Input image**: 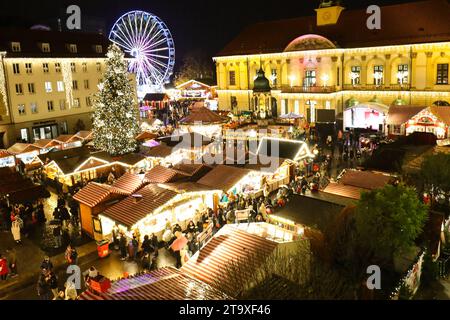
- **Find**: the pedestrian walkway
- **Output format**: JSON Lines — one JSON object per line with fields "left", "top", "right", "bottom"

{"left": 0, "top": 229, "right": 97, "bottom": 299}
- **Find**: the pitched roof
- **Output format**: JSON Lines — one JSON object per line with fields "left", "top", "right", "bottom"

{"left": 0, "top": 149, "right": 13, "bottom": 159}
{"left": 197, "top": 164, "right": 251, "bottom": 192}
{"left": 32, "top": 139, "right": 61, "bottom": 149}
{"left": 157, "top": 132, "right": 212, "bottom": 148}
{"left": 101, "top": 184, "right": 178, "bottom": 228}
{"left": 143, "top": 165, "right": 182, "bottom": 184}
{"left": 257, "top": 137, "right": 313, "bottom": 161}
{"left": 160, "top": 182, "right": 219, "bottom": 193}
{"left": 135, "top": 131, "right": 158, "bottom": 142}
{"left": 181, "top": 224, "right": 281, "bottom": 294}
{"left": 323, "top": 182, "right": 365, "bottom": 200}
{"left": 78, "top": 267, "right": 231, "bottom": 300}
{"left": 74, "top": 131, "right": 93, "bottom": 141}
{"left": 339, "top": 170, "right": 393, "bottom": 190}
{"left": 54, "top": 134, "right": 83, "bottom": 144}
{"left": 180, "top": 107, "right": 228, "bottom": 124}
{"left": 386, "top": 105, "right": 427, "bottom": 125}
{"left": 217, "top": 0, "right": 450, "bottom": 56}
{"left": 140, "top": 144, "right": 173, "bottom": 158}
{"left": 73, "top": 182, "right": 116, "bottom": 207}
{"left": 171, "top": 163, "right": 208, "bottom": 177}
{"left": 143, "top": 93, "right": 169, "bottom": 101}
{"left": 112, "top": 172, "right": 145, "bottom": 195}
{"left": 7, "top": 143, "right": 41, "bottom": 154}
{"left": 429, "top": 106, "right": 450, "bottom": 126}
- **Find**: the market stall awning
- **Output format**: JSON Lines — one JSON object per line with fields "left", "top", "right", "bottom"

{"left": 78, "top": 267, "right": 231, "bottom": 300}
{"left": 101, "top": 184, "right": 178, "bottom": 228}
{"left": 54, "top": 134, "right": 83, "bottom": 144}
{"left": 74, "top": 130, "right": 93, "bottom": 141}
{"left": 181, "top": 224, "right": 281, "bottom": 295}
{"left": 197, "top": 164, "right": 252, "bottom": 192}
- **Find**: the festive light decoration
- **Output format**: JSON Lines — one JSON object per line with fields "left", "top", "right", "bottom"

{"left": 92, "top": 44, "right": 140, "bottom": 156}
{"left": 0, "top": 52, "right": 8, "bottom": 115}
{"left": 61, "top": 61, "right": 74, "bottom": 108}
{"left": 109, "top": 10, "right": 175, "bottom": 92}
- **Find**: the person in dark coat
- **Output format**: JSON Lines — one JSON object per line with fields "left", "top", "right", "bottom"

{"left": 47, "top": 271, "right": 59, "bottom": 300}
{"left": 37, "top": 271, "right": 51, "bottom": 300}
{"left": 186, "top": 221, "right": 196, "bottom": 235}
{"left": 141, "top": 252, "right": 151, "bottom": 271}
{"left": 40, "top": 256, "right": 53, "bottom": 271}
{"left": 119, "top": 233, "right": 127, "bottom": 261}
{"left": 141, "top": 235, "right": 151, "bottom": 254}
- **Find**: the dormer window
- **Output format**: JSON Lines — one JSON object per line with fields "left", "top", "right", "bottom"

{"left": 67, "top": 44, "right": 77, "bottom": 53}
{"left": 94, "top": 45, "right": 103, "bottom": 53}
{"left": 41, "top": 43, "right": 51, "bottom": 53}
{"left": 11, "top": 42, "right": 21, "bottom": 52}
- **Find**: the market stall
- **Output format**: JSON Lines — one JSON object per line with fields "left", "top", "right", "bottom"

{"left": 0, "top": 149, "right": 15, "bottom": 168}
{"left": 7, "top": 143, "right": 42, "bottom": 170}
{"left": 54, "top": 134, "right": 84, "bottom": 150}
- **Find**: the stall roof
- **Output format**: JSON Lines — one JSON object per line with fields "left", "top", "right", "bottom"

{"left": 386, "top": 106, "right": 427, "bottom": 125}
{"left": 73, "top": 183, "right": 117, "bottom": 208}
{"left": 74, "top": 130, "right": 93, "bottom": 141}
{"left": 101, "top": 184, "right": 178, "bottom": 228}
{"left": 7, "top": 143, "right": 41, "bottom": 155}
{"left": 180, "top": 106, "right": 228, "bottom": 125}
{"left": 181, "top": 224, "right": 283, "bottom": 295}
{"left": 112, "top": 172, "right": 146, "bottom": 195}
{"left": 78, "top": 267, "right": 231, "bottom": 300}
{"left": 0, "top": 149, "right": 13, "bottom": 159}
{"left": 257, "top": 137, "right": 313, "bottom": 161}
{"left": 429, "top": 106, "right": 450, "bottom": 126}
{"left": 32, "top": 139, "right": 61, "bottom": 149}
{"left": 136, "top": 131, "right": 158, "bottom": 142}
{"left": 171, "top": 163, "right": 212, "bottom": 179}
{"left": 160, "top": 182, "right": 219, "bottom": 194}
{"left": 143, "top": 165, "right": 187, "bottom": 184}
{"left": 157, "top": 132, "right": 212, "bottom": 148}
{"left": 323, "top": 182, "right": 365, "bottom": 200}
{"left": 272, "top": 194, "right": 346, "bottom": 232}
{"left": 242, "top": 156, "right": 288, "bottom": 174}
{"left": 54, "top": 134, "right": 83, "bottom": 144}
{"left": 140, "top": 144, "right": 174, "bottom": 158}
{"left": 197, "top": 164, "right": 252, "bottom": 192}
{"left": 339, "top": 169, "right": 393, "bottom": 190}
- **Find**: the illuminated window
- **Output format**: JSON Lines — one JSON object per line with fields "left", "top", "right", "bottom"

{"left": 84, "top": 79, "right": 89, "bottom": 90}
{"left": 45, "top": 82, "right": 52, "bottom": 93}
{"left": 57, "top": 81, "right": 64, "bottom": 92}
{"left": 373, "top": 65, "right": 383, "bottom": 85}
{"left": 68, "top": 44, "right": 77, "bottom": 53}
{"left": 271, "top": 69, "right": 277, "bottom": 86}
{"left": 304, "top": 70, "right": 316, "bottom": 87}
{"left": 85, "top": 96, "right": 92, "bottom": 107}
{"left": 41, "top": 43, "right": 50, "bottom": 53}
{"left": 73, "top": 98, "right": 80, "bottom": 108}
{"left": 94, "top": 45, "right": 103, "bottom": 53}
{"left": 437, "top": 64, "right": 448, "bottom": 85}
{"left": 72, "top": 80, "right": 78, "bottom": 90}
{"left": 82, "top": 62, "right": 87, "bottom": 72}
{"left": 71, "top": 62, "right": 76, "bottom": 72}
{"left": 229, "top": 71, "right": 236, "bottom": 86}
{"left": 31, "top": 103, "right": 38, "bottom": 114}
{"left": 96, "top": 62, "right": 102, "bottom": 72}
{"left": 351, "top": 66, "right": 360, "bottom": 85}
{"left": 397, "top": 64, "right": 408, "bottom": 84}
{"left": 18, "top": 104, "right": 25, "bottom": 115}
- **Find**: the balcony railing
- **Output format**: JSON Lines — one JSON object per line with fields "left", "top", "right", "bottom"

{"left": 281, "top": 85, "right": 336, "bottom": 93}
{"left": 342, "top": 84, "right": 412, "bottom": 91}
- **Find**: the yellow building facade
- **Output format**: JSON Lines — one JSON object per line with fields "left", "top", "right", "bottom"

{"left": 213, "top": 0, "right": 450, "bottom": 130}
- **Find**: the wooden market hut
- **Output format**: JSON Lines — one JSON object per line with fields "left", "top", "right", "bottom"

{"left": 0, "top": 149, "right": 15, "bottom": 168}
{"left": 54, "top": 134, "right": 84, "bottom": 150}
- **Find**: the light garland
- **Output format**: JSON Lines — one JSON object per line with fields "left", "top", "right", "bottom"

{"left": 0, "top": 52, "right": 9, "bottom": 116}
{"left": 61, "top": 61, "right": 74, "bottom": 109}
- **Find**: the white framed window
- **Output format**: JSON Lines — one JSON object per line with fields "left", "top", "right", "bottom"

{"left": 41, "top": 43, "right": 51, "bottom": 53}
{"left": 11, "top": 42, "right": 21, "bottom": 52}
{"left": 73, "top": 98, "right": 80, "bottom": 108}
{"left": 72, "top": 80, "right": 78, "bottom": 90}
{"left": 43, "top": 63, "right": 49, "bottom": 73}
{"left": 95, "top": 45, "right": 103, "bottom": 53}
{"left": 47, "top": 101, "right": 54, "bottom": 112}
{"left": 68, "top": 44, "right": 77, "bottom": 53}
{"left": 15, "top": 83, "right": 23, "bottom": 95}
{"left": 28, "top": 83, "right": 35, "bottom": 94}
{"left": 70, "top": 62, "right": 76, "bottom": 72}
{"left": 45, "top": 82, "right": 52, "bottom": 93}
{"left": 96, "top": 62, "right": 102, "bottom": 72}
{"left": 25, "top": 63, "right": 32, "bottom": 74}
{"left": 31, "top": 102, "right": 38, "bottom": 114}
{"left": 18, "top": 104, "right": 25, "bottom": 115}
{"left": 84, "top": 79, "right": 89, "bottom": 90}
{"left": 373, "top": 65, "right": 384, "bottom": 85}
{"left": 85, "top": 96, "right": 92, "bottom": 107}
{"left": 12, "top": 63, "right": 20, "bottom": 74}
{"left": 350, "top": 66, "right": 361, "bottom": 85}
{"left": 57, "top": 81, "right": 64, "bottom": 92}
{"left": 59, "top": 99, "right": 66, "bottom": 110}
{"left": 82, "top": 63, "right": 87, "bottom": 72}
{"left": 55, "top": 63, "right": 61, "bottom": 73}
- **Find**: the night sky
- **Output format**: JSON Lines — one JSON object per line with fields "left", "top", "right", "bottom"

{"left": 0, "top": 0, "right": 414, "bottom": 71}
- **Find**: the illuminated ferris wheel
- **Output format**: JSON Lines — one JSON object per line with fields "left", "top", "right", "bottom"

{"left": 109, "top": 10, "right": 175, "bottom": 91}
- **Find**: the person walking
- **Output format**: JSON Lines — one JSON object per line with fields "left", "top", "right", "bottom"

{"left": 119, "top": 233, "right": 127, "bottom": 261}
{"left": 0, "top": 253, "right": 8, "bottom": 280}
{"left": 37, "top": 270, "right": 51, "bottom": 300}
{"left": 47, "top": 270, "right": 59, "bottom": 300}
{"left": 40, "top": 256, "right": 53, "bottom": 271}
{"left": 6, "top": 248, "right": 17, "bottom": 277}
{"left": 11, "top": 215, "right": 22, "bottom": 244}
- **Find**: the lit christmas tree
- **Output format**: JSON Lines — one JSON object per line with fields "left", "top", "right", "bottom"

{"left": 92, "top": 44, "right": 139, "bottom": 156}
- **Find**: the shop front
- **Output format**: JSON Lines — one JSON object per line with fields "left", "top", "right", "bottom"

{"left": 405, "top": 109, "right": 447, "bottom": 139}
{"left": 343, "top": 103, "right": 388, "bottom": 132}
{"left": 0, "top": 150, "right": 15, "bottom": 168}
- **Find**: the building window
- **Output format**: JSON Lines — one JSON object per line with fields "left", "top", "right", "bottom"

{"left": 31, "top": 103, "right": 38, "bottom": 114}
{"left": 15, "top": 84, "right": 23, "bottom": 95}
{"left": 18, "top": 104, "right": 25, "bottom": 115}
{"left": 45, "top": 82, "right": 52, "bottom": 93}
{"left": 47, "top": 101, "right": 54, "bottom": 112}
{"left": 397, "top": 64, "right": 409, "bottom": 84}
{"left": 96, "top": 62, "right": 102, "bottom": 72}
{"left": 57, "top": 81, "right": 64, "bottom": 92}
{"left": 72, "top": 80, "right": 78, "bottom": 90}
{"left": 437, "top": 63, "right": 449, "bottom": 85}
{"left": 71, "top": 62, "right": 76, "bottom": 72}
{"left": 271, "top": 69, "right": 277, "bottom": 86}
{"left": 304, "top": 70, "right": 316, "bottom": 87}
{"left": 373, "top": 65, "right": 383, "bottom": 85}
{"left": 12, "top": 63, "right": 20, "bottom": 74}
{"left": 82, "top": 62, "right": 87, "bottom": 72}
{"left": 59, "top": 99, "right": 66, "bottom": 110}
{"left": 229, "top": 71, "right": 236, "bottom": 86}
{"left": 73, "top": 98, "right": 80, "bottom": 108}
{"left": 25, "top": 63, "right": 32, "bottom": 74}
{"left": 43, "top": 63, "right": 49, "bottom": 73}
{"left": 60, "top": 121, "right": 68, "bottom": 134}
{"left": 55, "top": 63, "right": 61, "bottom": 73}
{"left": 85, "top": 96, "right": 92, "bottom": 107}
{"left": 84, "top": 79, "right": 89, "bottom": 90}
{"left": 68, "top": 44, "right": 77, "bottom": 53}
{"left": 20, "top": 128, "right": 28, "bottom": 142}
{"left": 28, "top": 83, "right": 35, "bottom": 94}
{"left": 41, "top": 43, "right": 50, "bottom": 53}
{"left": 351, "top": 66, "right": 361, "bottom": 85}
{"left": 337, "top": 67, "right": 340, "bottom": 86}
{"left": 94, "top": 45, "right": 103, "bottom": 53}
{"left": 11, "top": 42, "right": 21, "bottom": 52}
{"left": 230, "top": 96, "right": 237, "bottom": 109}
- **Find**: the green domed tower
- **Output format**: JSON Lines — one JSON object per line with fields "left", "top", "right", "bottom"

{"left": 252, "top": 67, "right": 272, "bottom": 120}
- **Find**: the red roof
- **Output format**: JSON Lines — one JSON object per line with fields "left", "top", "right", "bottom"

{"left": 143, "top": 165, "right": 183, "bottom": 184}
{"left": 181, "top": 225, "right": 279, "bottom": 295}
{"left": 136, "top": 131, "right": 158, "bottom": 142}
{"left": 180, "top": 107, "right": 228, "bottom": 124}
{"left": 78, "top": 267, "right": 231, "bottom": 300}
{"left": 218, "top": 0, "right": 450, "bottom": 56}
{"left": 0, "top": 149, "right": 13, "bottom": 159}
{"left": 339, "top": 170, "right": 392, "bottom": 190}
{"left": 112, "top": 172, "right": 145, "bottom": 195}
{"left": 7, "top": 143, "right": 41, "bottom": 154}
{"left": 32, "top": 139, "right": 61, "bottom": 149}
{"left": 54, "top": 134, "right": 83, "bottom": 144}
{"left": 323, "top": 182, "right": 364, "bottom": 200}
{"left": 73, "top": 183, "right": 116, "bottom": 207}
{"left": 386, "top": 106, "right": 427, "bottom": 125}
{"left": 101, "top": 184, "right": 178, "bottom": 227}
{"left": 197, "top": 164, "right": 251, "bottom": 192}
